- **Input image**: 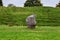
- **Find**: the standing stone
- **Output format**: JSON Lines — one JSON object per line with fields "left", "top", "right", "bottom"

{"left": 26, "top": 14, "right": 36, "bottom": 29}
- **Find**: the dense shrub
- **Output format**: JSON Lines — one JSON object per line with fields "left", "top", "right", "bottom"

{"left": 56, "top": 1, "right": 60, "bottom": 7}
{"left": 8, "top": 4, "right": 16, "bottom": 7}
{"left": 24, "top": 0, "right": 42, "bottom": 7}
{"left": 0, "top": 0, "right": 3, "bottom": 6}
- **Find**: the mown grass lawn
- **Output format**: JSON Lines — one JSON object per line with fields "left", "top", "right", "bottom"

{"left": 0, "top": 25, "right": 60, "bottom": 40}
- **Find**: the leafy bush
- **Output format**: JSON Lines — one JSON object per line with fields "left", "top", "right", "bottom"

{"left": 56, "top": 1, "right": 60, "bottom": 7}
{"left": 8, "top": 4, "right": 16, "bottom": 7}
{"left": 24, "top": 0, "right": 42, "bottom": 7}
{"left": 0, "top": 0, "right": 2, "bottom": 6}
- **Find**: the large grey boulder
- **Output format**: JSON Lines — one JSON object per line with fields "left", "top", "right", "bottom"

{"left": 26, "top": 14, "right": 36, "bottom": 29}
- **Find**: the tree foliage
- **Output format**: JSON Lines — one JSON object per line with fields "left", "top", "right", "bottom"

{"left": 8, "top": 4, "right": 16, "bottom": 7}
{"left": 24, "top": 0, "right": 42, "bottom": 7}
{"left": 56, "top": 1, "right": 60, "bottom": 7}
{"left": 0, "top": 0, "right": 3, "bottom": 6}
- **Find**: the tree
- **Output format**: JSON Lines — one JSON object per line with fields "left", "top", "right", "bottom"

{"left": 56, "top": 1, "right": 60, "bottom": 7}
{"left": 24, "top": 0, "right": 42, "bottom": 7}
{"left": 8, "top": 4, "right": 16, "bottom": 7}
{"left": 0, "top": 0, "right": 3, "bottom": 6}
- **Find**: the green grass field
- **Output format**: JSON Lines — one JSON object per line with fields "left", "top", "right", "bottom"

{"left": 0, "top": 6, "right": 60, "bottom": 40}
{"left": 0, "top": 25, "right": 60, "bottom": 40}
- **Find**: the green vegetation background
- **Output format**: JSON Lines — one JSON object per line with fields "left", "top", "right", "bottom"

{"left": 0, "top": 6, "right": 60, "bottom": 26}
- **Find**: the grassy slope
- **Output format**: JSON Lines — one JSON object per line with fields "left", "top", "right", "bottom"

{"left": 0, "top": 7, "right": 60, "bottom": 26}
{"left": 0, "top": 25, "right": 60, "bottom": 40}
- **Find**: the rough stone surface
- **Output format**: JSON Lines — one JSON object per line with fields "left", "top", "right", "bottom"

{"left": 26, "top": 14, "right": 36, "bottom": 29}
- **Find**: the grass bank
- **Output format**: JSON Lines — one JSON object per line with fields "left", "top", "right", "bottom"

{"left": 0, "top": 7, "right": 60, "bottom": 26}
